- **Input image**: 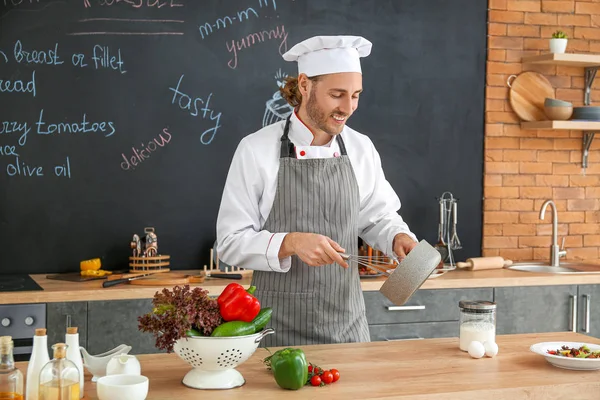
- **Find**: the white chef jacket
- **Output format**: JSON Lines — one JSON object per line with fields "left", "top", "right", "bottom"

{"left": 216, "top": 111, "right": 417, "bottom": 272}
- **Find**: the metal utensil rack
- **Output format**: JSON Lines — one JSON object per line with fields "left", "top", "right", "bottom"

{"left": 434, "top": 192, "right": 462, "bottom": 271}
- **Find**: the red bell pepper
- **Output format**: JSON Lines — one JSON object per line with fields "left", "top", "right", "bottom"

{"left": 217, "top": 283, "right": 261, "bottom": 322}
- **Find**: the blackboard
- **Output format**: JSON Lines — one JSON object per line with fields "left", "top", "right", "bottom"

{"left": 0, "top": 0, "right": 486, "bottom": 274}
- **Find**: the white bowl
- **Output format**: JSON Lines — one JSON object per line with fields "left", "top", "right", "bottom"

{"left": 530, "top": 341, "right": 600, "bottom": 371}
{"left": 97, "top": 374, "right": 149, "bottom": 400}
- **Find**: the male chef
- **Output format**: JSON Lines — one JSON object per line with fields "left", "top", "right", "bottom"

{"left": 216, "top": 35, "right": 417, "bottom": 346}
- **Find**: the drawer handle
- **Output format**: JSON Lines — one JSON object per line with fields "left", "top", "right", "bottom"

{"left": 386, "top": 336, "right": 424, "bottom": 341}
{"left": 386, "top": 305, "right": 426, "bottom": 311}
{"left": 583, "top": 294, "right": 591, "bottom": 334}
{"left": 570, "top": 295, "right": 577, "bottom": 333}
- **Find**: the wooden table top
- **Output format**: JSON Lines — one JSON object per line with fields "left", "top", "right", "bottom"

{"left": 16, "top": 332, "right": 600, "bottom": 399}
{"left": 2, "top": 267, "right": 600, "bottom": 304}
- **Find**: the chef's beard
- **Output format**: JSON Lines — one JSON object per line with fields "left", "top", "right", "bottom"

{"left": 306, "top": 89, "right": 347, "bottom": 136}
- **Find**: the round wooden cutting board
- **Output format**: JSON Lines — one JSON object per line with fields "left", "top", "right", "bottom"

{"left": 508, "top": 72, "right": 555, "bottom": 121}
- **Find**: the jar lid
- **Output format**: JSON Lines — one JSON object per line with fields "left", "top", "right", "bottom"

{"left": 459, "top": 300, "right": 496, "bottom": 311}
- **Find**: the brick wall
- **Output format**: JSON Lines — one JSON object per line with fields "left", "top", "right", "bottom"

{"left": 484, "top": 0, "right": 600, "bottom": 263}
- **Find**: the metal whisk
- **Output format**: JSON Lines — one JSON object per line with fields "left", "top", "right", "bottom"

{"left": 340, "top": 253, "right": 398, "bottom": 276}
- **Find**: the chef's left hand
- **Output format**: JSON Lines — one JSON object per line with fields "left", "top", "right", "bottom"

{"left": 392, "top": 233, "right": 418, "bottom": 261}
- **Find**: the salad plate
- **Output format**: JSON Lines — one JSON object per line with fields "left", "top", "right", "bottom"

{"left": 530, "top": 342, "right": 600, "bottom": 371}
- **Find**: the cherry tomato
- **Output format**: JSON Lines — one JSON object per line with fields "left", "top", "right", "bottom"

{"left": 331, "top": 368, "right": 340, "bottom": 382}
{"left": 321, "top": 370, "right": 334, "bottom": 384}
{"left": 308, "top": 365, "right": 313, "bottom": 373}
{"left": 310, "top": 375, "right": 322, "bottom": 386}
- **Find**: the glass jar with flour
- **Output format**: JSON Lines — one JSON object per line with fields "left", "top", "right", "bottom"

{"left": 458, "top": 300, "right": 497, "bottom": 351}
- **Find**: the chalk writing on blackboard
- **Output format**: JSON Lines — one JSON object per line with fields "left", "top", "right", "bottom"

{"left": 92, "top": 45, "right": 126, "bottom": 73}
{"left": 36, "top": 110, "right": 116, "bottom": 137}
{"left": 168, "top": 74, "right": 222, "bottom": 145}
{"left": 2, "top": 40, "right": 126, "bottom": 73}
{"left": 6, "top": 157, "right": 43, "bottom": 177}
{"left": 71, "top": 17, "right": 185, "bottom": 35}
{"left": 5, "top": 156, "right": 71, "bottom": 178}
{"left": 198, "top": 0, "right": 277, "bottom": 40}
{"left": 0, "top": 70, "right": 36, "bottom": 97}
{"left": 0, "top": 145, "right": 19, "bottom": 157}
{"left": 120, "top": 128, "right": 172, "bottom": 171}
{"left": 226, "top": 24, "right": 287, "bottom": 70}
{"left": 13, "top": 40, "right": 63, "bottom": 65}
{"left": 94, "top": 0, "right": 183, "bottom": 9}
{"left": 54, "top": 156, "right": 71, "bottom": 177}
{"left": 0, "top": 51, "right": 8, "bottom": 63}
{"left": 0, "top": 121, "right": 30, "bottom": 146}
{"left": 263, "top": 68, "right": 292, "bottom": 127}
{"left": 3, "top": 0, "right": 40, "bottom": 7}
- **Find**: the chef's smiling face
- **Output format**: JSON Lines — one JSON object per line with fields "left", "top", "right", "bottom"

{"left": 300, "top": 72, "right": 363, "bottom": 137}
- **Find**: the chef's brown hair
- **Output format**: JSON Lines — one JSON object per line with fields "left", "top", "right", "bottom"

{"left": 280, "top": 75, "right": 322, "bottom": 107}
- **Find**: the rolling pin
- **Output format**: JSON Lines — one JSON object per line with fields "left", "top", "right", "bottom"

{"left": 456, "top": 256, "right": 513, "bottom": 270}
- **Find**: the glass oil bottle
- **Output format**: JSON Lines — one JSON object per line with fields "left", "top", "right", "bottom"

{"left": 0, "top": 336, "right": 24, "bottom": 400}
{"left": 38, "top": 344, "right": 80, "bottom": 400}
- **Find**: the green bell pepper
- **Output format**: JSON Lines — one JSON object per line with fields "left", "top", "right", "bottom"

{"left": 269, "top": 348, "right": 309, "bottom": 390}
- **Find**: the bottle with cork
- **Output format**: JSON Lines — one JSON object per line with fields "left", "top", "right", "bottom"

{"left": 0, "top": 335, "right": 24, "bottom": 400}
{"left": 64, "top": 328, "right": 83, "bottom": 398}
{"left": 38, "top": 344, "right": 80, "bottom": 400}
{"left": 26, "top": 328, "right": 50, "bottom": 400}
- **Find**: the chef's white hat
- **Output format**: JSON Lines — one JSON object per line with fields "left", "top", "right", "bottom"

{"left": 282, "top": 35, "right": 372, "bottom": 77}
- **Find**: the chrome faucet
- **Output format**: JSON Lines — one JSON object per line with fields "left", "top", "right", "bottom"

{"left": 539, "top": 200, "right": 567, "bottom": 267}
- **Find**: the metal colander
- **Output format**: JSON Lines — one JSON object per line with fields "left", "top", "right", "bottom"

{"left": 173, "top": 328, "right": 274, "bottom": 390}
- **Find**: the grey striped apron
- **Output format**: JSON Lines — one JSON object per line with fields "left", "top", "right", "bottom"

{"left": 252, "top": 116, "right": 371, "bottom": 347}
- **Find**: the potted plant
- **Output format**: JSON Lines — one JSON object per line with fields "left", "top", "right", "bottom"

{"left": 550, "top": 30, "right": 568, "bottom": 54}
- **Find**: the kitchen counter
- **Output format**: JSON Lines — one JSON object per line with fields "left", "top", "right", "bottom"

{"left": 15, "top": 332, "right": 600, "bottom": 399}
{"left": 2, "top": 268, "right": 600, "bottom": 304}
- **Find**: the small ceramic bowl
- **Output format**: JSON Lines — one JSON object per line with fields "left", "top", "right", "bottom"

{"left": 544, "top": 105, "right": 573, "bottom": 120}
{"left": 544, "top": 98, "right": 572, "bottom": 107}
{"left": 97, "top": 374, "right": 149, "bottom": 400}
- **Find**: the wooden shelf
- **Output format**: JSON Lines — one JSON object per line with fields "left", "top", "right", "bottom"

{"left": 522, "top": 53, "right": 600, "bottom": 67}
{"left": 521, "top": 120, "right": 600, "bottom": 130}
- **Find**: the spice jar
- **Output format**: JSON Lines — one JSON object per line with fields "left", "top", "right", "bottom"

{"left": 458, "top": 300, "right": 496, "bottom": 351}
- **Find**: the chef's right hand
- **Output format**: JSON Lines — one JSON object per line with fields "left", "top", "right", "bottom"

{"left": 281, "top": 233, "right": 349, "bottom": 268}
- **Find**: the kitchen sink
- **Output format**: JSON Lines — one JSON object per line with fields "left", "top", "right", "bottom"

{"left": 506, "top": 261, "right": 600, "bottom": 274}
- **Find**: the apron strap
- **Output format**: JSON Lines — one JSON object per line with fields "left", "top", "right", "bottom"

{"left": 280, "top": 116, "right": 295, "bottom": 158}
{"left": 280, "top": 115, "right": 349, "bottom": 158}
{"left": 336, "top": 134, "right": 348, "bottom": 156}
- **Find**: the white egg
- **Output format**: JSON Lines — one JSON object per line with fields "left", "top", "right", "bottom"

{"left": 468, "top": 341, "right": 485, "bottom": 359}
{"left": 484, "top": 341, "right": 499, "bottom": 358}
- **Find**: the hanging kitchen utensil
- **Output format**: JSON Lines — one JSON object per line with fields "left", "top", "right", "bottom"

{"left": 508, "top": 72, "right": 555, "bottom": 122}
{"left": 434, "top": 198, "right": 449, "bottom": 262}
{"left": 450, "top": 200, "right": 462, "bottom": 250}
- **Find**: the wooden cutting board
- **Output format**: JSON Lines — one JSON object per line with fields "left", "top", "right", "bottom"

{"left": 108, "top": 272, "right": 205, "bottom": 286}
{"left": 46, "top": 272, "right": 107, "bottom": 282}
{"left": 508, "top": 72, "right": 555, "bottom": 121}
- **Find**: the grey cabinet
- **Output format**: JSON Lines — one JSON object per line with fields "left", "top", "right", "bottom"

{"left": 369, "top": 322, "right": 457, "bottom": 341}
{"left": 494, "top": 285, "right": 578, "bottom": 335}
{"left": 46, "top": 302, "right": 88, "bottom": 354}
{"left": 578, "top": 285, "right": 600, "bottom": 339}
{"left": 87, "top": 299, "right": 160, "bottom": 355}
{"left": 364, "top": 288, "right": 493, "bottom": 341}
